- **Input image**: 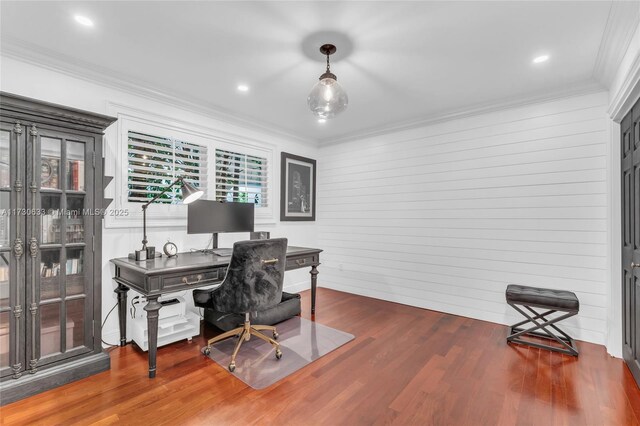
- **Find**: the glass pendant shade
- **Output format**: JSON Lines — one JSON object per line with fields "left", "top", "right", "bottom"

{"left": 308, "top": 44, "right": 348, "bottom": 119}
{"left": 308, "top": 76, "right": 348, "bottom": 119}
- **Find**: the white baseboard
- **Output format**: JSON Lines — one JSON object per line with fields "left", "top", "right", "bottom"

{"left": 283, "top": 280, "right": 311, "bottom": 294}
{"left": 102, "top": 329, "right": 124, "bottom": 348}
{"left": 321, "top": 281, "right": 605, "bottom": 346}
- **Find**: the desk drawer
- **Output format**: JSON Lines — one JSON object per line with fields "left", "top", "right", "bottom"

{"left": 161, "top": 268, "right": 223, "bottom": 290}
{"left": 286, "top": 254, "right": 318, "bottom": 270}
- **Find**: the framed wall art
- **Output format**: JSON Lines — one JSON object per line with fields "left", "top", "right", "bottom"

{"left": 280, "top": 152, "right": 316, "bottom": 221}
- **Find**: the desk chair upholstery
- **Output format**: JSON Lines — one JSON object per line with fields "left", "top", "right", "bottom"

{"left": 193, "top": 238, "right": 287, "bottom": 371}
{"left": 203, "top": 292, "right": 301, "bottom": 332}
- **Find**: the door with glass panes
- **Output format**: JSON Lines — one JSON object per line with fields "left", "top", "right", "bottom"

{"left": 0, "top": 121, "right": 95, "bottom": 377}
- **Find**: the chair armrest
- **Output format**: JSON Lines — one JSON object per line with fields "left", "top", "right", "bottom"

{"left": 193, "top": 288, "right": 215, "bottom": 308}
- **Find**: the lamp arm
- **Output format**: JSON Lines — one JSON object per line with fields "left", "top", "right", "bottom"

{"left": 141, "top": 177, "right": 184, "bottom": 209}
{"left": 141, "top": 177, "right": 184, "bottom": 250}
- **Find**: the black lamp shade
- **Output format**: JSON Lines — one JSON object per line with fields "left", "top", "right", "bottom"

{"left": 181, "top": 180, "right": 204, "bottom": 204}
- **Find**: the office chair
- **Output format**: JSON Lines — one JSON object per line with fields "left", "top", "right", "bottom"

{"left": 193, "top": 238, "right": 287, "bottom": 372}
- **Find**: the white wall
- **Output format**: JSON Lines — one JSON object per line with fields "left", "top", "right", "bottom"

{"left": 0, "top": 56, "right": 319, "bottom": 346}
{"left": 318, "top": 91, "right": 610, "bottom": 345}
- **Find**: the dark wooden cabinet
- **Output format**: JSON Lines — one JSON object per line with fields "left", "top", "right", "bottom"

{"left": 0, "top": 93, "right": 116, "bottom": 405}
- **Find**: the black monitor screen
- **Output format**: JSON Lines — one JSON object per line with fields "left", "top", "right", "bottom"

{"left": 187, "top": 200, "right": 255, "bottom": 234}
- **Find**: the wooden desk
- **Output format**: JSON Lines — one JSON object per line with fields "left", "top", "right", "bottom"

{"left": 110, "top": 246, "right": 322, "bottom": 378}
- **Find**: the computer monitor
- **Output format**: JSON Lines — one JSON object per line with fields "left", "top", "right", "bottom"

{"left": 187, "top": 200, "right": 255, "bottom": 249}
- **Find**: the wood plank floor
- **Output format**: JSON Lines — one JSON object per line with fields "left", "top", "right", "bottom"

{"left": 2, "top": 288, "right": 640, "bottom": 425}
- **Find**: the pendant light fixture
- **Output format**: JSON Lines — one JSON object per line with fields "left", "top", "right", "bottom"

{"left": 307, "top": 44, "right": 348, "bottom": 119}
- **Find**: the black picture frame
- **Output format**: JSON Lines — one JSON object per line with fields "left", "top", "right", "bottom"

{"left": 280, "top": 152, "right": 316, "bottom": 221}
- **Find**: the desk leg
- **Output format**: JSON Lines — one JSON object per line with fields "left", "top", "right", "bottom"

{"left": 144, "top": 296, "right": 162, "bottom": 378}
{"left": 115, "top": 284, "right": 129, "bottom": 347}
{"left": 310, "top": 264, "right": 319, "bottom": 315}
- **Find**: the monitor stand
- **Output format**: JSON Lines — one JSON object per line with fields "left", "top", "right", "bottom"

{"left": 208, "top": 233, "right": 232, "bottom": 257}
{"left": 200, "top": 234, "right": 231, "bottom": 257}
{"left": 199, "top": 234, "right": 220, "bottom": 254}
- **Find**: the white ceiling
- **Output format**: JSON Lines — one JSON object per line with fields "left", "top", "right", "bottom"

{"left": 0, "top": 1, "right": 637, "bottom": 143}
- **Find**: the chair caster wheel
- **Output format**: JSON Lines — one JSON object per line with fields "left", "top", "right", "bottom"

{"left": 229, "top": 362, "right": 236, "bottom": 372}
{"left": 203, "top": 347, "right": 211, "bottom": 356}
{"left": 275, "top": 349, "right": 282, "bottom": 360}
{"left": 273, "top": 331, "right": 279, "bottom": 340}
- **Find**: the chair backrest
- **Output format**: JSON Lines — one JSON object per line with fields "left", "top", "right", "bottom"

{"left": 212, "top": 238, "right": 288, "bottom": 314}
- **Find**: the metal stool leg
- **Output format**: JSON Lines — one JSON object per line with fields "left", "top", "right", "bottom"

{"left": 507, "top": 302, "right": 578, "bottom": 356}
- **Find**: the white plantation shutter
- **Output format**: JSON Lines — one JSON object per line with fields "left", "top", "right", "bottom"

{"left": 127, "top": 131, "right": 207, "bottom": 203}
{"left": 215, "top": 148, "right": 268, "bottom": 207}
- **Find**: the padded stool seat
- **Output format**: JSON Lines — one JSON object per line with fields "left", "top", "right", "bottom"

{"left": 506, "top": 284, "right": 579, "bottom": 356}
{"left": 506, "top": 284, "right": 579, "bottom": 311}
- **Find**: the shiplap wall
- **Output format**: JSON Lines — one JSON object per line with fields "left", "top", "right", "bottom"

{"left": 317, "top": 92, "right": 610, "bottom": 344}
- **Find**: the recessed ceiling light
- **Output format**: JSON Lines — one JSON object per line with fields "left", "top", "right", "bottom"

{"left": 74, "top": 15, "right": 94, "bottom": 27}
{"left": 318, "top": 118, "right": 326, "bottom": 124}
{"left": 237, "top": 84, "right": 249, "bottom": 92}
{"left": 533, "top": 54, "right": 549, "bottom": 64}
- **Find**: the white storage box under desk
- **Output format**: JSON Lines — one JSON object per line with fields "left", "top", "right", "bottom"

{"left": 131, "top": 312, "right": 200, "bottom": 352}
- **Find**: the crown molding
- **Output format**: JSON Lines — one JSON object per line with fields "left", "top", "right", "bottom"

{"left": 593, "top": 1, "right": 640, "bottom": 88}
{"left": 608, "top": 45, "right": 640, "bottom": 121}
{"left": 0, "top": 31, "right": 618, "bottom": 147}
{"left": 321, "top": 81, "right": 605, "bottom": 145}
{"left": 0, "top": 36, "right": 314, "bottom": 147}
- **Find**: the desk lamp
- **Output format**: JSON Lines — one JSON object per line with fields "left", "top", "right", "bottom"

{"left": 135, "top": 176, "right": 204, "bottom": 261}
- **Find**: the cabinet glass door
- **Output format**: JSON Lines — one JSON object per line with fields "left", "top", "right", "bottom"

{"left": 26, "top": 127, "right": 94, "bottom": 370}
{"left": 0, "top": 121, "right": 26, "bottom": 379}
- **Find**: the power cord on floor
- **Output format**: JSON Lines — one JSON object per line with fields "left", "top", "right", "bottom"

{"left": 101, "top": 302, "right": 120, "bottom": 347}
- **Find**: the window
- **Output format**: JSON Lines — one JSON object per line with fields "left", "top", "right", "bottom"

{"left": 106, "top": 107, "right": 275, "bottom": 229}
{"left": 127, "top": 131, "right": 207, "bottom": 203}
{"left": 215, "top": 148, "right": 268, "bottom": 207}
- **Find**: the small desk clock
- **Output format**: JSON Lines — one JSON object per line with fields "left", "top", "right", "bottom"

{"left": 163, "top": 241, "right": 178, "bottom": 257}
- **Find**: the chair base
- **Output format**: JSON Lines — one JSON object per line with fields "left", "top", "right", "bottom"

{"left": 506, "top": 302, "right": 579, "bottom": 356}
{"left": 203, "top": 313, "right": 282, "bottom": 371}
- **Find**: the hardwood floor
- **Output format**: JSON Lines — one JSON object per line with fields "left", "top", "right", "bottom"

{"left": 2, "top": 288, "right": 640, "bottom": 425}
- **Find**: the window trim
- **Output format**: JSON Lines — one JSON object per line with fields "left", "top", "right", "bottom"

{"left": 104, "top": 104, "right": 275, "bottom": 229}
